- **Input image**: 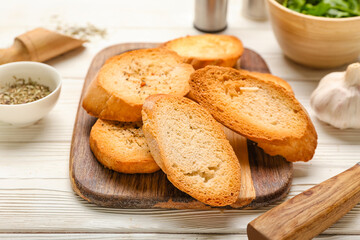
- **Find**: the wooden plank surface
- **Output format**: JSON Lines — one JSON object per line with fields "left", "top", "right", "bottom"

{"left": 0, "top": 234, "right": 359, "bottom": 240}
{"left": 0, "top": 0, "right": 359, "bottom": 238}
{"left": 70, "top": 43, "right": 292, "bottom": 209}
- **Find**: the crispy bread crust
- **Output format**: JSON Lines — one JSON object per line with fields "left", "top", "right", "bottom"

{"left": 90, "top": 119, "right": 160, "bottom": 174}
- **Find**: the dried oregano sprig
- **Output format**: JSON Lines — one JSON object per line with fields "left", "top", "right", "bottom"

{"left": 0, "top": 77, "right": 51, "bottom": 105}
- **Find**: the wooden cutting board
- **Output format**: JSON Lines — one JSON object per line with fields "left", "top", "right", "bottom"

{"left": 70, "top": 42, "right": 293, "bottom": 209}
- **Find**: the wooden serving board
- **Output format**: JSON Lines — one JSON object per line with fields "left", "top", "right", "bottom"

{"left": 70, "top": 43, "right": 293, "bottom": 209}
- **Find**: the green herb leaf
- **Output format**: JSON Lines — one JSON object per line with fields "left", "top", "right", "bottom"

{"left": 348, "top": 0, "right": 359, "bottom": 10}
{"left": 326, "top": 8, "right": 352, "bottom": 16}
{"left": 286, "top": 0, "right": 307, "bottom": 12}
{"left": 284, "top": 0, "right": 360, "bottom": 17}
{"left": 323, "top": 0, "right": 349, "bottom": 8}
{"left": 303, "top": 2, "right": 331, "bottom": 15}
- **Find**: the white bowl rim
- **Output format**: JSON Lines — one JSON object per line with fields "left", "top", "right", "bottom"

{"left": 0, "top": 61, "right": 62, "bottom": 107}
{"left": 268, "top": 0, "right": 360, "bottom": 22}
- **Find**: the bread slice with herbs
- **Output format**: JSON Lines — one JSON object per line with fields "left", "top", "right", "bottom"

{"left": 189, "top": 66, "right": 317, "bottom": 162}
{"left": 89, "top": 119, "right": 160, "bottom": 174}
{"left": 162, "top": 34, "right": 244, "bottom": 70}
{"left": 82, "top": 48, "right": 194, "bottom": 122}
{"left": 142, "top": 94, "right": 241, "bottom": 206}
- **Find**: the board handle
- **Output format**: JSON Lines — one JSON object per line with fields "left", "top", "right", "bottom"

{"left": 247, "top": 163, "right": 360, "bottom": 240}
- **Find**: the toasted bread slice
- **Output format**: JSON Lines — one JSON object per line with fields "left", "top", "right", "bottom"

{"left": 142, "top": 94, "right": 241, "bottom": 206}
{"left": 189, "top": 66, "right": 317, "bottom": 162}
{"left": 237, "top": 70, "right": 293, "bottom": 93}
{"left": 89, "top": 119, "right": 160, "bottom": 174}
{"left": 82, "top": 48, "right": 194, "bottom": 122}
{"left": 162, "top": 34, "right": 244, "bottom": 70}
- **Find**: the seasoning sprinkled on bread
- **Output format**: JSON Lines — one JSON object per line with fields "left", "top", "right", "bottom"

{"left": 90, "top": 119, "right": 159, "bottom": 174}
{"left": 82, "top": 48, "right": 194, "bottom": 122}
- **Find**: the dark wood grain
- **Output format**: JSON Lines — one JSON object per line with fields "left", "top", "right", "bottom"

{"left": 69, "top": 43, "right": 293, "bottom": 209}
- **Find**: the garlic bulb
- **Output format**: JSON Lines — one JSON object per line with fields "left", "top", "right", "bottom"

{"left": 310, "top": 63, "right": 360, "bottom": 129}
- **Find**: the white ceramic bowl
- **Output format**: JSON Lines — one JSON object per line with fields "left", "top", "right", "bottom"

{"left": 0, "top": 62, "right": 61, "bottom": 127}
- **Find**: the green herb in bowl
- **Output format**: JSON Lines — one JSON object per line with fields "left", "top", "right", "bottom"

{"left": 282, "top": 0, "right": 360, "bottom": 17}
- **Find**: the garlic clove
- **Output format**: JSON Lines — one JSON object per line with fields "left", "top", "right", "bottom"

{"left": 310, "top": 62, "right": 360, "bottom": 129}
{"left": 345, "top": 63, "right": 360, "bottom": 87}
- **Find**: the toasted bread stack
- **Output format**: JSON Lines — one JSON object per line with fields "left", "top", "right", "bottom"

{"left": 82, "top": 34, "right": 317, "bottom": 207}
{"left": 83, "top": 47, "right": 194, "bottom": 175}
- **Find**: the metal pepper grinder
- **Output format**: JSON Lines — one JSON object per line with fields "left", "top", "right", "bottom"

{"left": 194, "top": 0, "right": 228, "bottom": 33}
{"left": 242, "top": 0, "right": 268, "bottom": 20}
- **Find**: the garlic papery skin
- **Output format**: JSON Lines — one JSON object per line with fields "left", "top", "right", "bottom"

{"left": 310, "top": 63, "right": 360, "bottom": 129}
{"left": 345, "top": 63, "right": 360, "bottom": 87}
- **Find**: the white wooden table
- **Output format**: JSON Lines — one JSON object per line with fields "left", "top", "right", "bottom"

{"left": 1, "top": 0, "right": 359, "bottom": 239}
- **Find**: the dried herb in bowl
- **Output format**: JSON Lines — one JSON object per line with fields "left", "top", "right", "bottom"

{"left": 0, "top": 77, "right": 51, "bottom": 105}
{"left": 282, "top": 0, "right": 360, "bottom": 17}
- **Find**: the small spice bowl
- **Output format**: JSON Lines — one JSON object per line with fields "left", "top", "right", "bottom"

{"left": 0, "top": 62, "right": 61, "bottom": 127}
